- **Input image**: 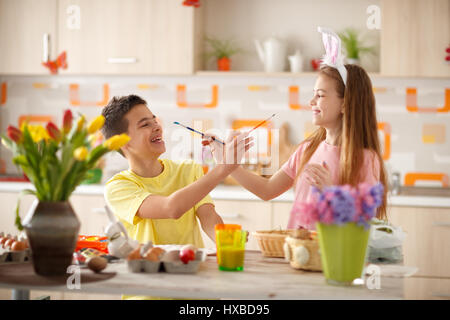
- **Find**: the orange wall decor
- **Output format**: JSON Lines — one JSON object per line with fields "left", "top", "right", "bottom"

{"left": 247, "top": 85, "right": 270, "bottom": 91}
{"left": 69, "top": 83, "right": 110, "bottom": 107}
{"left": 422, "top": 124, "right": 446, "bottom": 144}
{"left": 176, "top": 84, "right": 218, "bottom": 108}
{"left": 377, "top": 122, "right": 391, "bottom": 161}
{"left": 404, "top": 172, "right": 449, "bottom": 187}
{"left": 1, "top": 82, "right": 6, "bottom": 105}
{"left": 232, "top": 119, "right": 273, "bottom": 160}
{"left": 137, "top": 84, "right": 159, "bottom": 90}
{"left": 406, "top": 88, "right": 450, "bottom": 113}
{"left": 289, "top": 86, "right": 311, "bottom": 110}
{"left": 18, "top": 115, "right": 53, "bottom": 127}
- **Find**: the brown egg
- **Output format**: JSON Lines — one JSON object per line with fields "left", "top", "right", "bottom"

{"left": 87, "top": 256, "right": 107, "bottom": 273}
{"left": 4, "top": 238, "right": 15, "bottom": 250}
{"left": 0, "top": 236, "right": 10, "bottom": 248}
{"left": 127, "top": 244, "right": 142, "bottom": 260}
{"left": 11, "top": 241, "right": 26, "bottom": 252}
{"left": 143, "top": 247, "right": 166, "bottom": 261}
{"left": 143, "top": 251, "right": 159, "bottom": 262}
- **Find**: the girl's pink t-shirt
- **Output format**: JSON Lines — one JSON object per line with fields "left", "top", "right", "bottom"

{"left": 281, "top": 140, "right": 380, "bottom": 230}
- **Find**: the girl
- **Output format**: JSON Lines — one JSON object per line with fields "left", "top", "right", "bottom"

{"left": 205, "top": 60, "right": 387, "bottom": 230}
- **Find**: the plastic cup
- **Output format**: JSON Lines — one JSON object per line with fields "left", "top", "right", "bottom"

{"left": 215, "top": 224, "right": 246, "bottom": 271}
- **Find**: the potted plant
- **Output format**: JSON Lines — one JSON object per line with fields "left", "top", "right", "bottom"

{"left": 292, "top": 183, "right": 384, "bottom": 286}
{"left": 1, "top": 110, "right": 130, "bottom": 276}
{"left": 204, "top": 36, "right": 242, "bottom": 71}
{"left": 338, "top": 28, "right": 375, "bottom": 65}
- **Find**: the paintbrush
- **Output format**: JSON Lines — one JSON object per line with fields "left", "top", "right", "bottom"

{"left": 173, "top": 121, "right": 225, "bottom": 145}
{"left": 248, "top": 113, "right": 276, "bottom": 133}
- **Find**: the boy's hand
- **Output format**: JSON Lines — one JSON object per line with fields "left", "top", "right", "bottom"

{"left": 203, "top": 131, "right": 254, "bottom": 172}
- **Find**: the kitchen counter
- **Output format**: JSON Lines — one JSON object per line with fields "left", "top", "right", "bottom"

{"left": 1, "top": 182, "right": 450, "bottom": 208}
{"left": 0, "top": 251, "right": 413, "bottom": 300}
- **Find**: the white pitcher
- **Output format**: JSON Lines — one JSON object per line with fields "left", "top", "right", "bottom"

{"left": 288, "top": 50, "right": 304, "bottom": 73}
{"left": 254, "top": 36, "right": 287, "bottom": 72}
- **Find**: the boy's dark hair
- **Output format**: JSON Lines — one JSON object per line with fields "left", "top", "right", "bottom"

{"left": 101, "top": 95, "right": 147, "bottom": 139}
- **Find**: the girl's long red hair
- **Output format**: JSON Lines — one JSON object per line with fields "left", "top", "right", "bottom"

{"left": 294, "top": 65, "right": 387, "bottom": 219}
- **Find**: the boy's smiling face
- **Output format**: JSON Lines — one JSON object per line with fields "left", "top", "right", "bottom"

{"left": 121, "top": 104, "right": 166, "bottom": 159}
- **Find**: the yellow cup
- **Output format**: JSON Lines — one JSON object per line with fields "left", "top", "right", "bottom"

{"left": 215, "top": 224, "right": 247, "bottom": 271}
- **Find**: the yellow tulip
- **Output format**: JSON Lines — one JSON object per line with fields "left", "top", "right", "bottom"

{"left": 28, "top": 125, "right": 50, "bottom": 143}
{"left": 103, "top": 134, "right": 130, "bottom": 151}
{"left": 87, "top": 115, "right": 105, "bottom": 134}
{"left": 73, "top": 146, "right": 88, "bottom": 161}
{"left": 76, "top": 115, "right": 86, "bottom": 132}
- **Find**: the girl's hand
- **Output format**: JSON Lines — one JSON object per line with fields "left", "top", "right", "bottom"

{"left": 304, "top": 161, "right": 332, "bottom": 190}
{"left": 202, "top": 131, "right": 254, "bottom": 167}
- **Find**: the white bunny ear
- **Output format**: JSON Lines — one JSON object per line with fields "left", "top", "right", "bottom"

{"left": 317, "top": 26, "right": 348, "bottom": 85}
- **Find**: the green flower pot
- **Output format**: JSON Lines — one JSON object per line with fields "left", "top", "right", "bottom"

{"left": 316, "top": 222, "right": 370, "bottom": 286}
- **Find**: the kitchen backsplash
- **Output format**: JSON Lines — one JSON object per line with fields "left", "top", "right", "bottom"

{"left": 0, "top": 74, "right": 449, "bottom": 188}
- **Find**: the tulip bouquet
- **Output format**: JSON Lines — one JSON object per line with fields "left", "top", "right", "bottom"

{"left": 292, "top": 183, "right": 384, "bottom": 230}
{"left": 1, "top": 110, "right": 130, "bottom": 230}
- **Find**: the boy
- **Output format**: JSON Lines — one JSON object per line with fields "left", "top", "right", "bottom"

{"left": 102, "top": 95, "right": 251, "bottom": 256}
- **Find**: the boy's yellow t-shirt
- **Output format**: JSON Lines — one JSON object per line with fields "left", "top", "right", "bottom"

{"left": 104, "top": 158, "right": 213, "bottom": 248}
{"left": 104, "top": 159, "right": 214, "bottom": 300}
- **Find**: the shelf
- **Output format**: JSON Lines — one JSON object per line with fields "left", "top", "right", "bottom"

{"left": 195, "top": 71, "right": 450, "bottom": 79}
{"left": 195, "top": 71, "right": 318, "bottom": 77}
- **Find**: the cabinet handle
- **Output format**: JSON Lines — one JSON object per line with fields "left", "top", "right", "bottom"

{"left": 431, "top": 292, "right": 450, "bottom": 298}
{"left": 432, "top": 222, "right": 450, "bottom": 227}
{"left": 220, "top": 212, "right": 240, "bottom": 219}
{"left": 107, "top": 57, "right": 137, "bottom": 64}
{"left": 42, "top": 33, "right": 50, "bottom": 63}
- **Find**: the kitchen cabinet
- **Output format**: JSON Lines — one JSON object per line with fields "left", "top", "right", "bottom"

{"left": 404, "top": 277, "right": 450, "bottom": 300}
{"left": 0, "top": 192, "right": 35, "bottom": 236}
{"left": 203, "top": 200, "right": 272, "bottom": 250}
{"left": 380, "top": 0, "right": 450, "bottom": 77}
{"left": 388, "top": 206, "right": 450, "bottom": 278}
{"left": 69, "top": 194, "right": 109, "bottom": 235}
{"left": 57, "top": 0, "right": 203, "bottom": 74}
{"left": 272, "top": 202, "right": 292, "bottom": 230}
{"left": 0, "top": 192, "right": 108, "bottom": 236}
{"left": 0, "top": 0, "right": 58, "bottom": 74}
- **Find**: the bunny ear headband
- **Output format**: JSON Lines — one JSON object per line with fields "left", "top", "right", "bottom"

{"left": 317, "top": 26, "right": 348, "bottom": 86}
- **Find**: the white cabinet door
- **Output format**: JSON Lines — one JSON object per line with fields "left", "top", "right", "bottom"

{"left": 69, "top": 194, "right": 109, "bottom": 235}
{"left": 0, "top": 0, "right": 58, "bottom": 74}
{"left": 207, "top": 200, "right": 272, "bottom": 251}
{"left": 381, "top": 0, "right": 450, "bottom": 77}
{"left": 271, "top": 202, "right": 292, "bottom": 230}
{"left": 58, "top": 0, "right": 201, "bottom": 74}
{"left": 388, "top": 206, "right": 450, "bottom": 278}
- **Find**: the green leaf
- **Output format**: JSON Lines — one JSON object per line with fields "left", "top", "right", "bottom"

{"left": 15, "top": 189, "right": 36, "bottom": 231}
{"left": 1, "top": 134, "right": 14, "bottom": 150}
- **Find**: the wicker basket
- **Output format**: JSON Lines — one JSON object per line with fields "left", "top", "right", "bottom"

{"left": 252, "top": 230, "right": 295, "bottom": 258}
{"left": 284, "top": 236, "right": 322, "bottom": 272}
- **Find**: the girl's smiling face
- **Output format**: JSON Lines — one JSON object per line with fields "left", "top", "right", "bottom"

{"left": 309, "top": 74, "right": 344, "bottom": 129}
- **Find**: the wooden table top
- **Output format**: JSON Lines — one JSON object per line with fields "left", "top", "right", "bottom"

{"left": 0, "top": 250, "right": 413, "bottom": 299}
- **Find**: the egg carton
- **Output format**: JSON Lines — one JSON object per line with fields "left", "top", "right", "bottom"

{"left": 0, "top": 248, "right": 32, "bottom": 264}
{"left": 126, "top": 250, "right": 205, "bottom": 274}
